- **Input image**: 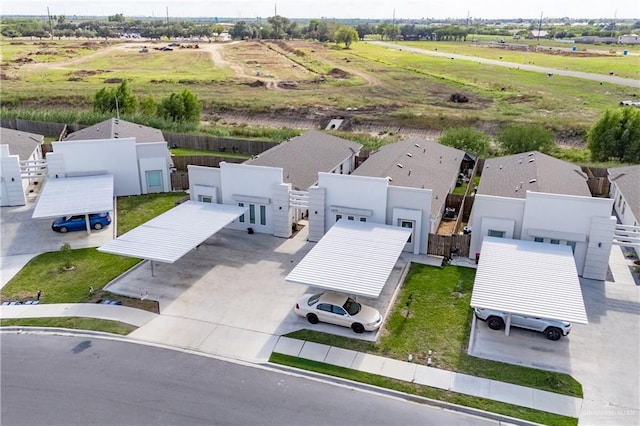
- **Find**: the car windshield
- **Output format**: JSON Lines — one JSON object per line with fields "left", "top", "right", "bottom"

{"left": 343, "top": 298, "right": 361, "bottom": 315}
{"left": 308, "top": 293, "right": 323, "bottom": 306}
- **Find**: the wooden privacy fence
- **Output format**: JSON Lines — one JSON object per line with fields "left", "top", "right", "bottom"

{"left": 427, "top": 233, "right": 471, "bottom": 259}
{"left": 0, "top": 119, "right": 84, "bottom": 137}
{"left": 171, "top": 155, "right": 244, "bottom": 171}
{"left": 171, "top": 172, "right": 190, "bottom": 191}
{"left": 164, "top": 132, "right": 278, "bottom": 155}
{"left": 582, "top": 166, "right": 610, "bottom": 197}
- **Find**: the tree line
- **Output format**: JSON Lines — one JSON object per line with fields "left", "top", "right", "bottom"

{"left": 439, "top": 108, "right": 640, "bottom": 164}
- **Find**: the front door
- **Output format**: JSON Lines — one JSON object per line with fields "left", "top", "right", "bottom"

{"left": 399, "top": 219, "right": 415, "bottom": 252}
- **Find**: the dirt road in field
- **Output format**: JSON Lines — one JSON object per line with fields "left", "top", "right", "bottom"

{"left": 372, "top": 41, "right": 640, "bottom": 88}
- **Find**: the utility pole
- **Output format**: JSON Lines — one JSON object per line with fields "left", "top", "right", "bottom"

{"left": 47, "top": 6, "right": 53, "bottom": 39}
{"left": 536, "top": 10, "right": 543, "bottom": 47}
{"left": 611, "top": 9, "right": 617, "bottom": 38}
{"left": 166, "top": 6, "right": 169, "bottom": 25}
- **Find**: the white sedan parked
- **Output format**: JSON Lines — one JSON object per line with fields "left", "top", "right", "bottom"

{"left": 294, "top": 292, "right": 383, "bottom": 333}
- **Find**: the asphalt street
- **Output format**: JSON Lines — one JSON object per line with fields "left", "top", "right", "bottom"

{"left": 1, "top": 333, "right": 499, "bottom": 426}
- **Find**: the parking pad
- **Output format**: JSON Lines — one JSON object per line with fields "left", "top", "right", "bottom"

{"left": 107, "top": 227, "right": 409, "bottom": 360}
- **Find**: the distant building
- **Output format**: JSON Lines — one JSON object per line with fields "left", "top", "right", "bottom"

{"left": 618, "top": 34, "right": 640, "bottom": 45}
{"left": 527, "top": 30, "right": 548, "bottom": 39}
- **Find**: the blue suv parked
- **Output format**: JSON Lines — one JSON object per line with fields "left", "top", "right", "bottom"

{"left": 51, "top": 213, "right": 111, "bottom": 233}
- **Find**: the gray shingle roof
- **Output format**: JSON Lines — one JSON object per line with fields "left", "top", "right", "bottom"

{"left": 245, "top": 130, "right": 362, "bottom": 190}
{"left": 352, "top": 138, "right": 464, "bottom": 219}
{"left": 609, "top": 165, "right": 640, "bottom": 221}
{"left": 477, "top": 151, "right": 590, "bottom": 199}
{"left": 64, "top": 118, "right": 164, "bottom": 143}
{"left": 0, "top": 127, "right": 43, "bottom": 160}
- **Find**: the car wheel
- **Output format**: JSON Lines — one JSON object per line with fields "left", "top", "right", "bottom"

{"left": 59, "top": 227, "right": 68, "bottom": 233}
{"left": 351, "top": 323, "right": 365, "bottom": 334}
{"left": 487, "top": 316, "right": 504, "bottom": 330}
{"left": 306, "top": 313, "right": 319, "bottom": 324}
{"left": 544, "top": 327, "right": 562, "bottom": 341}
{"left": 93, "top": 222, "right": 103, "bottom": 230}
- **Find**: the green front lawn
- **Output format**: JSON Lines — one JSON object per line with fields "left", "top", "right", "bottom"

{"left": 1, "top": 192, "right": 187, "bottom": 304}
{"left": 116, "top": 191, "right": 188, "bottom": 235}
{"left": 0, "top": 318, "right": 136, "bottom": 335}
{"left": 286, "top": 263, "right": 582, "bottom": 398}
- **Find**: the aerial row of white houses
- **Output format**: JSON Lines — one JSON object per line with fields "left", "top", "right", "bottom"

{"left": 1, "top": 119, "right": 639, "bottom": 282}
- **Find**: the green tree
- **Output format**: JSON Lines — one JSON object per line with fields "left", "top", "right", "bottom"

{"left": 139, "top": 97, "right": 157, "bottom": 116}
{"left": 93, "top": 80, "right": 138, "bottom": 115}
{"left": 497, "top": 124, "right": 555, "bottom": 155}
{"left": 158, "top": 89, "right": 201, "bottom": 122}
{"left": 440, "top": 127, "right": 492, "bottom": 158}
{"left": 588, "top": 108, "right": 640, "bottom": 163}
{"left": 334, "top": 26, "right": 359, "bottom": 48}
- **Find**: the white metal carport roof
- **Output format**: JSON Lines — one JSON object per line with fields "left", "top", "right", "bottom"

{"left": 97, "top": 201, "right": 247, "bottom": 263}
{"left": 471, "top": 237, "right": 588, "bottom": 324}
{"left": 286, "top": 219, "right": 412, "bottom": 298}
{"left": 32, "top": 175, "right": 114, "bottom": 219}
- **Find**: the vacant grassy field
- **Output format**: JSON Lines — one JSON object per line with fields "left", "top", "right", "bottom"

{"left": 399, "top": 40, "right": 640, "bottom": 80}
{"left": 1, "top": 38, "right": 633, "bottom": 132}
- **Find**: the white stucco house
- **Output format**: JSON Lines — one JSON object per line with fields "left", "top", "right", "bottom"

{"left": 48, "top": 118, "right": 173, "bottom": 196}
{"left": 609, "top": 165, "right": 640, "bottom": 257}
{"left": 352, "top": 138, "right": 464, "bottom": 234}
{"left": 245, "top": 130, "right": 362, "bottom": 191}
{"left": 0, "top": 127, "right": 45, "bottom": 206}
{"left": 469, "top": 152, "right": 615, "bottom": 280}
{"left": 188, "top": 135, "right": 462, "bottom": 255}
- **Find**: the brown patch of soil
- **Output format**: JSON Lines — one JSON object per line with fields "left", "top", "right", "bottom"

{"left": 67, "top": 77, "right": 83, "bottom": 82}
{"left": 14, "top": 57, "right": 34, "bottom": 64}
{"left": 328, "top": 68, "right": 351, "bottom": 79}
{"left": 504, "top": 94, "right": 539, "bottom": 104}
{"left": 277, "top": 81, "right": 298, "bottom": 89}
{"left": 103, "top": 78, "right": 123, "bottom": 83}
{"left": 74, "top": 70, "right": 99, "bottom": 77}
{"left": 246, "top": 79, "right": 266, "bottom": 87}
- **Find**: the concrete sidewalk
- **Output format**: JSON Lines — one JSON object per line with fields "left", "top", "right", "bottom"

{"left": 273, "top": 336, "right": 582, "bottom": 418}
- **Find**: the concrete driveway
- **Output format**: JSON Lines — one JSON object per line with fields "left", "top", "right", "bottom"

{"left": 469, "top": 245, "right": 640, "bottom": 425}
{"left": 0, "top": 199, "right": 115, "bottom": 287}
{"left": 106, "top": 226, "right": 409, "bottom": 362}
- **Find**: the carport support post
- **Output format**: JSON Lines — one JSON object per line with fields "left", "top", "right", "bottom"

{"left": 84, "top": 214, "right": 91, "bottom": 235}
{"left": 505, "top": 313, "right": 512, "bottom": 336}
{"left": 150, "top": 260, "right": 155, "bottom": 277}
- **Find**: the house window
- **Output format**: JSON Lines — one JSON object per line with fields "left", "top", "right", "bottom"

{"left": 336, "top": 214, "right": 342, "bottom": 222}
{"left": 488, "top": 230, "right": 505, "bottom": 238}
{"left": 260, "top": 205, "right": 266, "bottom": 226}
{"left": 618, "top": 195, "right": 622, "bottom": 207}
{"left": 534, "top": 237, "right": 544, "bottom": 243}
{"left": 567, "top": 241, "right": 576, "bottom": 253}
{"left": 622, "top": 202, "right": 626, "bottom": 215}
{"left": 199, "top": 195, "right": 212, "bottom": 203}
{"left": 550, "top": 239, "right": 560, "bottom": 245}
{"left": 347, "top": 216, "right": 354, "bottom": 221}
{"left": 145, "top": 170, "right": 163, "bottom": 192}
{"left": 359, "top": 217, "right": 367, "bottom": 222}
{"left": 249, "top": 204, "right": 256, "bottom": 224}
{"left": 238, "top": 203, "right": 245, "bottom": 223}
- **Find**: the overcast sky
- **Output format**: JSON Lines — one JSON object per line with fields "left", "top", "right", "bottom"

{"left": 1, "top": 0, "right": 638, "bottom": 20}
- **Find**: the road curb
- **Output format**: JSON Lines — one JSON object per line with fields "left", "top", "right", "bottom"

{"left": 265, "top": 361, "right": 540, "bottom": 426}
